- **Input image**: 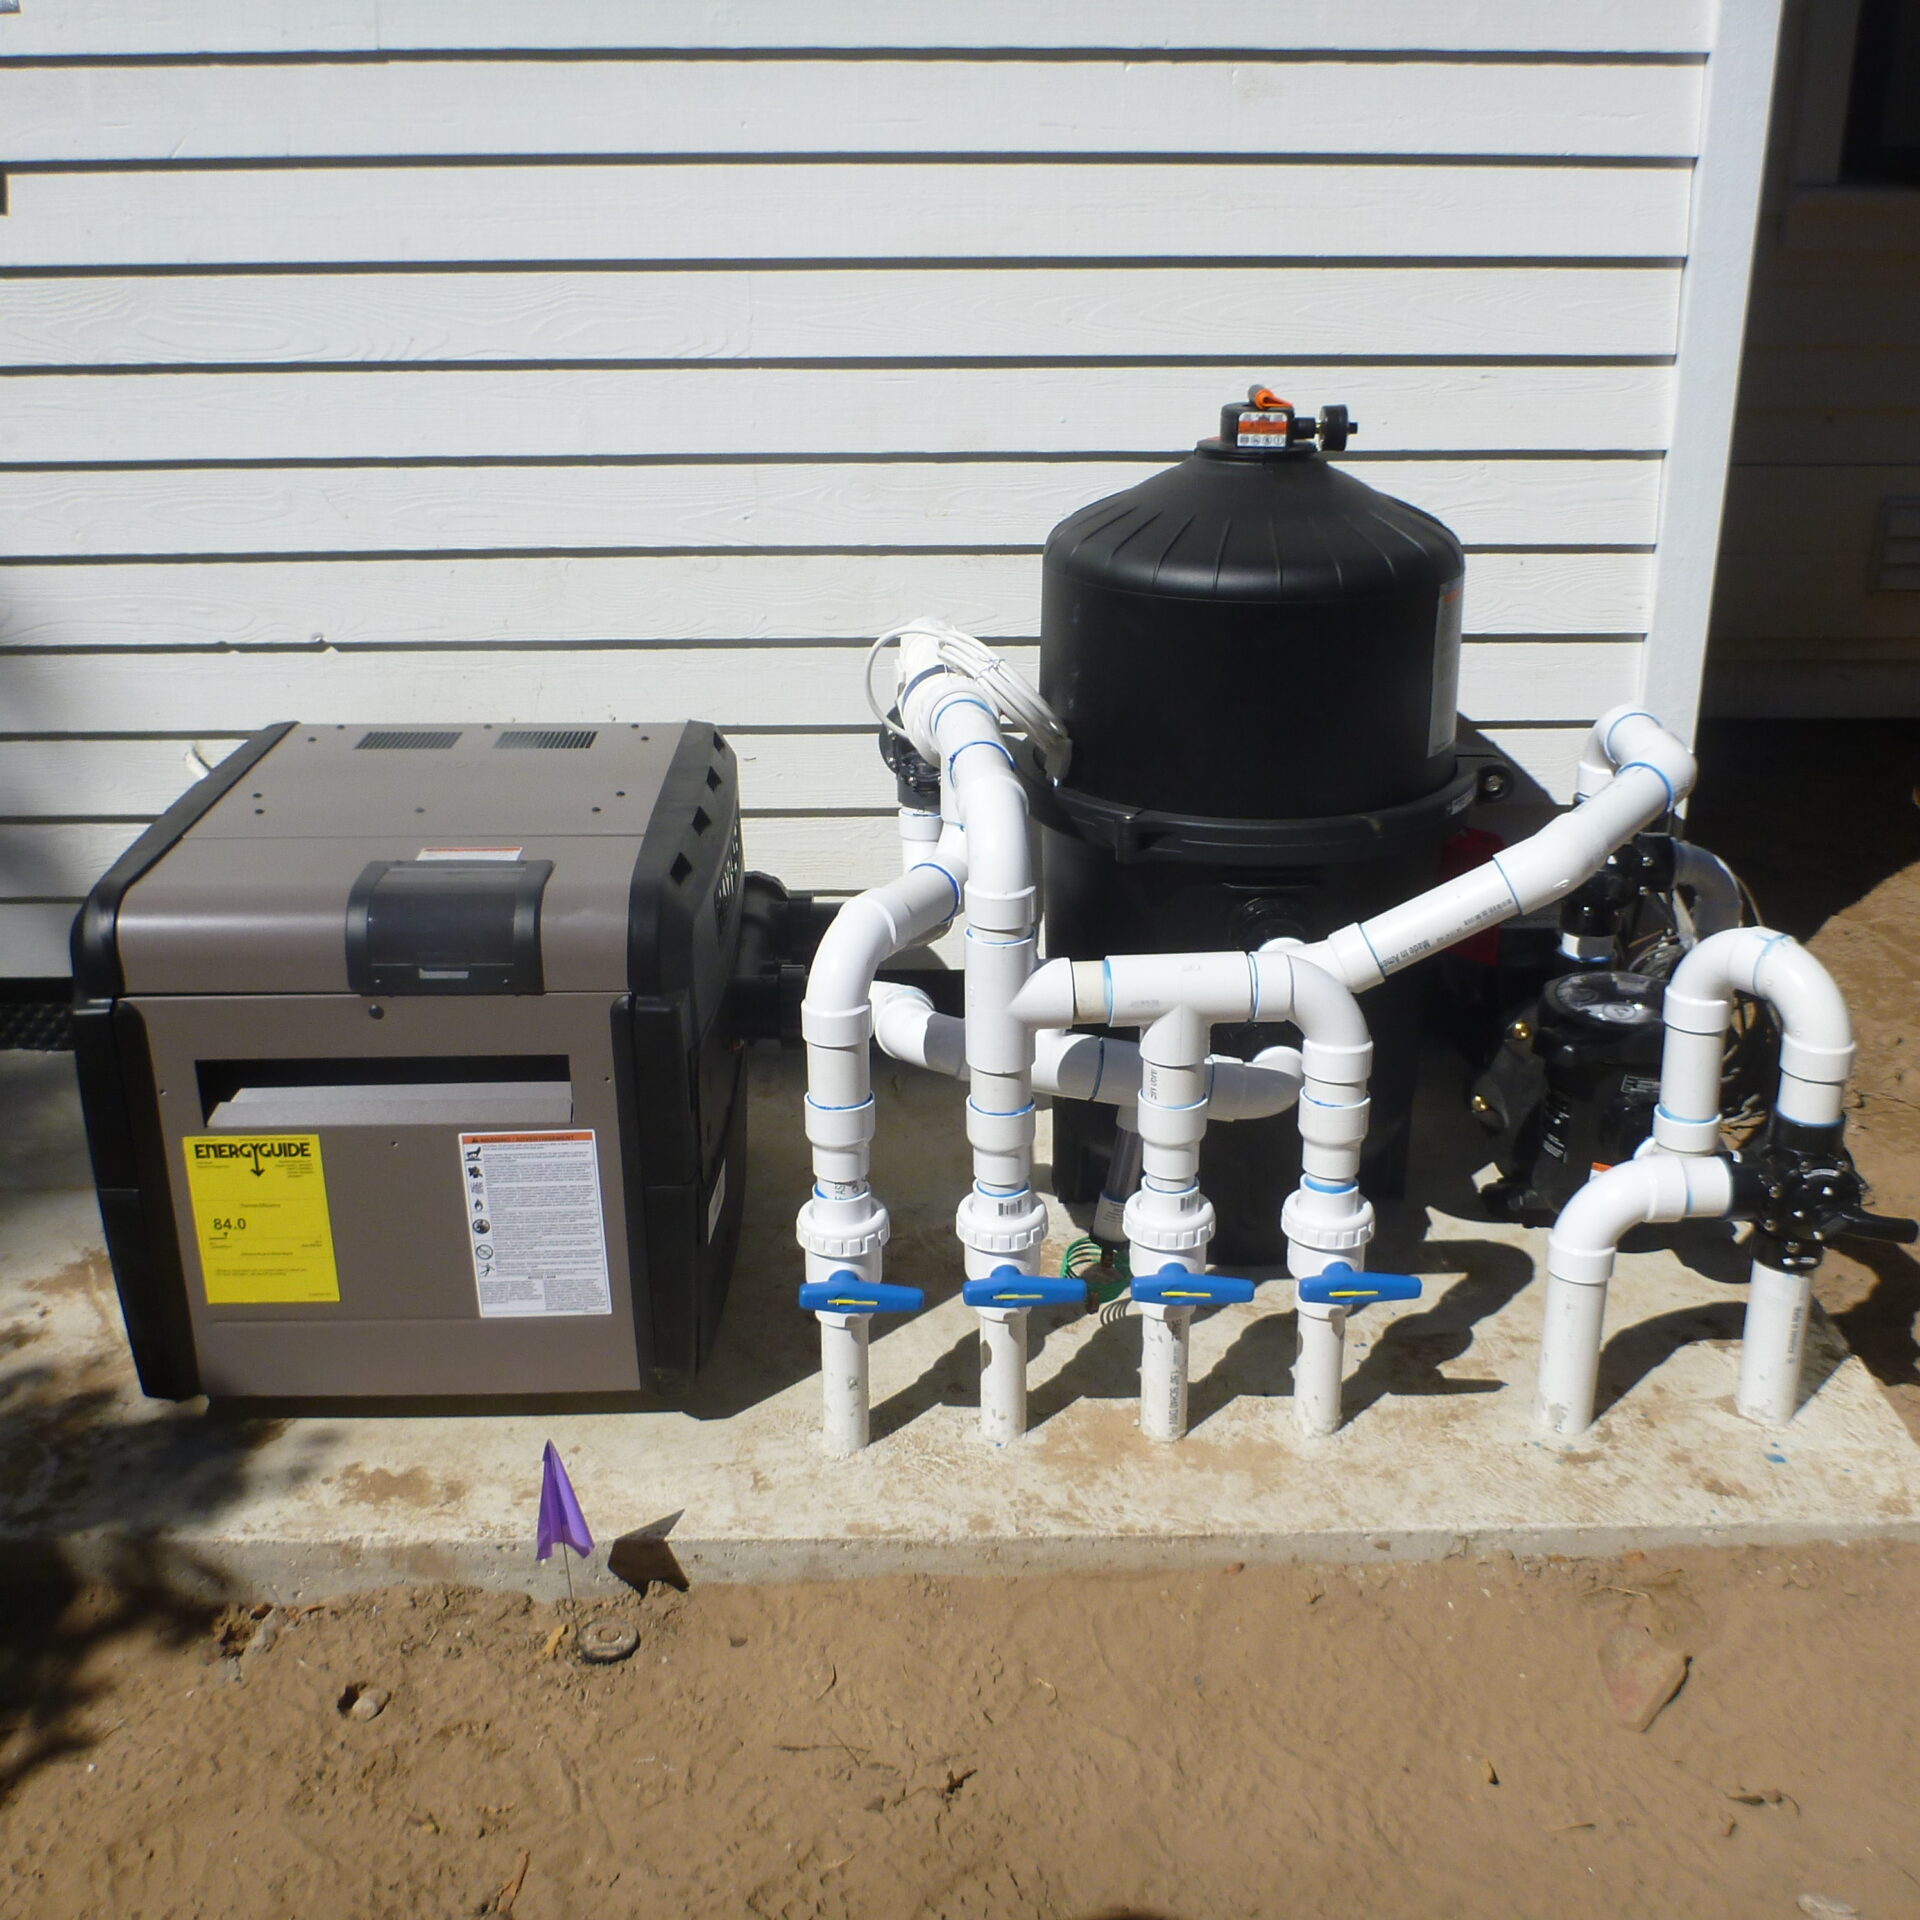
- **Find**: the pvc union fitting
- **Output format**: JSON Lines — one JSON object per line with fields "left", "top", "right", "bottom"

{"left": 797, "top": 1190, "right": 891, "bottom": 1272}
{"left": 956, "top": 1186, "right": 1048, "bottom": 1269}
{"left": 1281, "top": 1187, "right": 1376, "bottom": 1263}
{"left": 1123, "top": 1183, "right": 1218, "bottom": 1255}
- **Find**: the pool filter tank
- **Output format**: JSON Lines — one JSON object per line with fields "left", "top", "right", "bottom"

{"left": 1035, "top": 392, "right": 1485, "bottom": 1261}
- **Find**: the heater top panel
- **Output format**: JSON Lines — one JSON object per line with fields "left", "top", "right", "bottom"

{"left": 182, "top": 722, "right": 681, "bottom": 842}
{"left": 88, "top": 720, "right": 741, "bottom": 998}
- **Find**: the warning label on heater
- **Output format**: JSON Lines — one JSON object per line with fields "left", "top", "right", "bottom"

{"left": 458, "top": 1130, "right": 613, "bottom": 1319}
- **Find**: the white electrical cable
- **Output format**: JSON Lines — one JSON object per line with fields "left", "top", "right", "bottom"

{"left": 866, "top": 617, "right": 1073, "bottom": 782}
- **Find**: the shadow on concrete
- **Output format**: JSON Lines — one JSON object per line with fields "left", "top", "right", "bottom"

{"left": 1188, "top": 1308, "right": 1298, "bottom": 1428}
{"left": 870, "top": 1327, "right": 978, "bottom": 1443}
{"left": 608, "top": 1510, "right": 689, "bottom": 1594}
{"left": 1593, "top": 1301, "right": 1744, "bottom": 1422}
{"left": 1339, "top": 1239, "right": 1535, "bottom": 1419}
{"left": 1026, "top": 1310, "right": 1156, "bottom": 1430}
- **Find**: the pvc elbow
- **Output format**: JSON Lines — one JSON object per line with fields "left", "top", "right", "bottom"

{"left": 802, "top": 863, "right": 963, "bottom": 1048}
{"left": 1256, "top": 949, "right": 1371, "bottom": 1083}
{"left": 1209, "top": 1046, "right": 1304, "bottom": 1121}
{"left": 1602, "top": 707, "right": 1697, "bottom": 807}
{"left": 869, "top": 982, "right": 967, "bottom": 1078}
{"left": 1672, "top": 841, "right": 1743, "bottom": 938}
{"left": 1662, "top": 928, "right": 1855, "bottom": 1131}
{"left": 1547, "top": 1153, "right": 1734, "bottom": 1287}
{"left": 952, "top": 767, "right": 1032, "bottom": 928}
{"left": 1575, "top": 704, "right": 1696, "bottom": 807}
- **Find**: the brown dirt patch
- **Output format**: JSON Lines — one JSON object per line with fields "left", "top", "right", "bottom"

{"left": 3, "top": 1545, "right": 1919, "bottom": 1919}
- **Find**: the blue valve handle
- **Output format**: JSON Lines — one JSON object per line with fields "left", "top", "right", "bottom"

{"left": 1295, "top": 1263, "right": 1422, "bottom": 1308}
{"left": 1130, "top": 1264, "right": 1258, "bottom": 1308}
{"left": 798, "top": 1273, "right": 925, "bottom": 1315}
{"left": 962, "top": 1265, "right": 1088, "bottom": 1309}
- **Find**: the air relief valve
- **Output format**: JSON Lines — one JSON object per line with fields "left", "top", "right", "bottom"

{"left": 1222, "top": 386, "right": 1355, "bottom": 454}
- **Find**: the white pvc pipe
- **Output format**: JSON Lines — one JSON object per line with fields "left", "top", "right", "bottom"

{"left": 1737, "top": 1259, "right": 1813, "bottom": 1427}
{"left": 1672, "top": 840, "right": 1744, "bottom": 939}
{"left": 1139, "top": 1303, "right": 1191, "bottom": 1443}
{"left": 898, "top": 805, "right": 942, "bottom": 871}
{"left": 1294, "top": 1300, "right": 1346, "bottom": 1438}
{"left": 868, "top": 982, "right": 1303, "bottom": 1119}
{"left": 896, "top": 631, "right": 1048, "bottom": 1283}
{"left": 818, "top": 1312, "right": 871, "bottom": 1457}
{"left": 796, "top": 828, "right": 966, "bottom": 1288}
{"left": 1008, "top": 947, "right": 1377, "bottom": 1385}
{"left": 1653, "top": 927, "right": 1855, "bottom": 1155}
{"left": 1280, "top": 705, "right": 1697, "bottom": 993}
{"left": 1535, "top": 1151, "right": 1736, "bottom": 1437}
{"left": 976, "top": 1306, "right": 1028, "bottom": 1446}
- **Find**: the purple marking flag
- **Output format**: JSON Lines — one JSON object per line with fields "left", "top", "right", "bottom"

{"left": 536, "top": 1440, "right": 594, "bottom": 1562}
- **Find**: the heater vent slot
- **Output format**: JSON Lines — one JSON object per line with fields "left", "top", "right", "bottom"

{"left": 356, "top": 729, "right": 462, "bottom": 750}
{"left": 495, "top": 729, "right": 599, "bottom": 750}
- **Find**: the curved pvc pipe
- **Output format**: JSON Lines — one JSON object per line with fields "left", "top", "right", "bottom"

{"left": 1277, "top": 705, "right": 1697, "bottom": 993}
{"left": 796, "top": 829, "right": 967, "bottom": 1289}
{"left": 1672, "top": 841, "right": 1744, "bottom": 940}
{"left": 1654, "top": 927, "right": 1855, "bottom": 1153}
{"left": 1535, "top": 1151, "right": 1736, "bottom": 1437}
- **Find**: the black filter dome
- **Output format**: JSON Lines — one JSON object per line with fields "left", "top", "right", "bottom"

{"left": 1041, "top": 410, "right": 1465, "bottom": 826}
{"left": 1034, "top": 393, "right": 1477, "bottom": 1259}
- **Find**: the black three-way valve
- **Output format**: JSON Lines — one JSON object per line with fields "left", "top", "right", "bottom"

{"left": 1731, "top": 1118, "right": 1918, "bottom": 1272}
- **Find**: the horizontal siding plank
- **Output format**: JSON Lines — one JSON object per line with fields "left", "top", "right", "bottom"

{"left": 0, "top": 553, "right": 1651, "bottom": 648}
{"left": 0, "top": 903, "right": 76, "bottom": 977}
{"left": 0, "top": 3, "right": 1717, "bottom": 57}
{"left": 0, "top": 165, "right": 1691, "bottom": 268}
{"left": 0, "top": 367, "right": 1677, "bottom": 462}
{"left": 0, "top": 62, "right": 1701, "bottom": 163}
{"left": 0, "top": 266, "right": 1682, "bottom": 367}
{"left": 0, "top": 736, "right": 245, "bottom": 815}
{"left": 0, "top": 639, "right": 1639, "bottom": 742}
{"left": 0, "top": 460, "right": 1662, "bottom": 557}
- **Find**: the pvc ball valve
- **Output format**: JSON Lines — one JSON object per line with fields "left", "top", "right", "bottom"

{"left": 1295, "top": 1263, "right": 1422, "bottom": 1309}
{"left": 961, "top": 1266, "right": 1089, "bottom": 1310}
{"left": 797, "top": 1275, "right": 926, "bottom": 1315}
{"left": 1131, "top": 1265, "right": 1258, "bottom": 1308}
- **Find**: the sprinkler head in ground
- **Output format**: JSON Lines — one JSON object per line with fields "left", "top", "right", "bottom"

{"left": 576, "top": 1617, "right": 641, "bottom": 1664}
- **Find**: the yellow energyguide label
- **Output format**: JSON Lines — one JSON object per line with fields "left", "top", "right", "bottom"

{"left": 182, "top": 1133, "right": 340, "bottom": 1304}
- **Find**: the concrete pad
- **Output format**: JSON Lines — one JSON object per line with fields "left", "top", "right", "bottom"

{"left": 4, "top": 1044, "right": 1920, "bottom": 1599}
